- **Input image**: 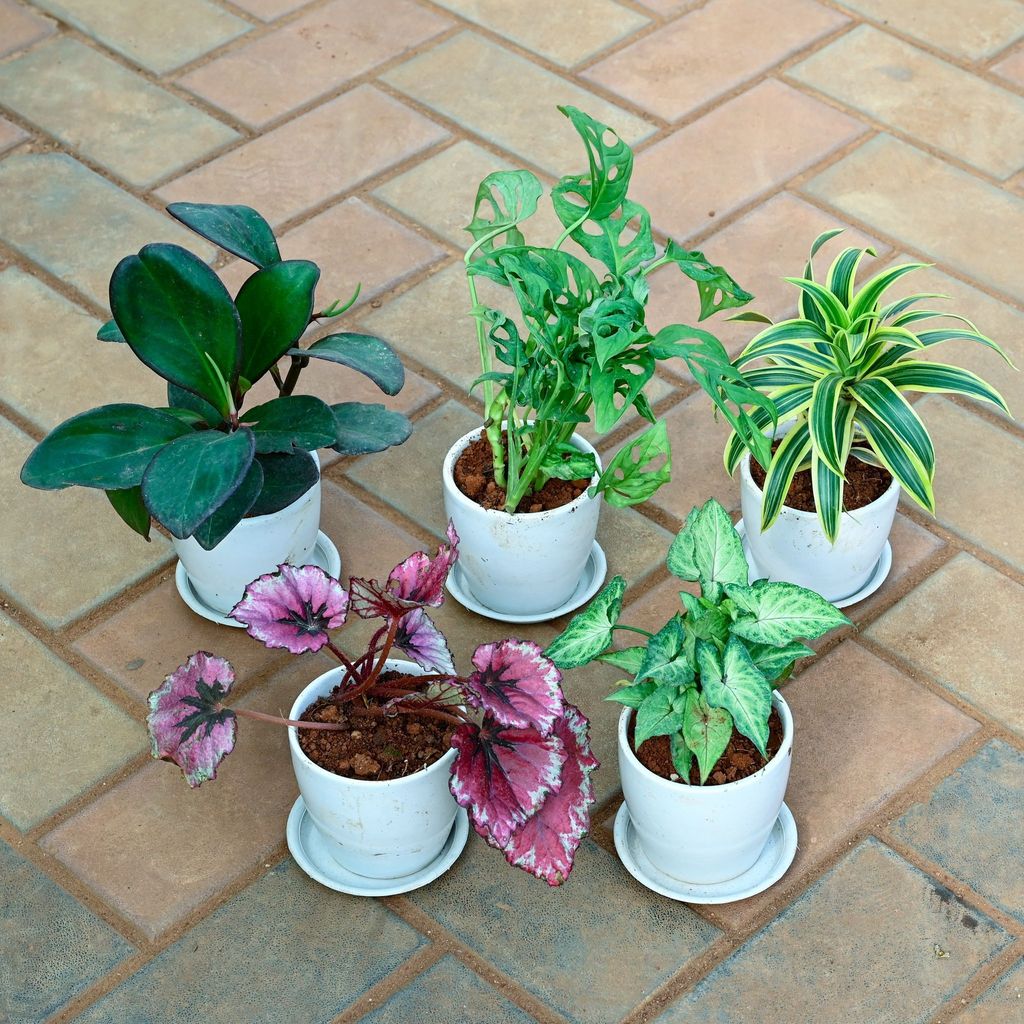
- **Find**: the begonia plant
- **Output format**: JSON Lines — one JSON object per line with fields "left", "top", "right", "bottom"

{"left": 463, "top": 105, "right": 777, "bottom": 513}
{"left": 148, "top": 523, "right": 597, "bottom": 885}
{"left": 546, "top": 499, "right": 848, "bottom": 783}
{"left": 21, "top": 202, "right": 411, "bottom": 548}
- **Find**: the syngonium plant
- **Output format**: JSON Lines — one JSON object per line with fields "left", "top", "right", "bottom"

{"left": 20, "top": 202, "right": 412, "bottom": 548}
{"left": 148, "top": 523, "right": 598, "bottom": 885}
{"left": 725, "top": 230, "right": 1014, "bottom": 542}
{"left": 546, "top": 500, "right": 849, "bottom": 783}
{"left": 463, "top": 105, "right": 777, "bottom": 514}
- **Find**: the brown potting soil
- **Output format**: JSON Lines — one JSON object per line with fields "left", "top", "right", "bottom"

{"left": 630, "top": 707, "right": 784, "bottom": 786}
{"left": 297, "top": 673, "right": 455, "bottom": 781}
{"left": 454, "top": 431, "right": 589, "bottom": 512}
{"left": 749, "top": 442, "right": 892, "bottom": 513}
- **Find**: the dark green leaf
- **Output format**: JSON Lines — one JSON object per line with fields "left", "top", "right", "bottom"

{"left": 168, "top": 383, "right": 222, "bottom": 427}
{"left": 241, "top": 395, "right": 336, "bottom": 454}
{"left": 105, "top": 486, "right": 151, "bottom": 540}
{"left": 659, "top": 241, "right": 753, "bottom": 321}
{"left": 295, "top": 333, "right": 405, "bottom": 396}
{"left": 21, "top": 404, "right": 192, "bottom": 490}
{"left": 97, "top": 319, "right": 125, "bottom": 343}
{"left": 330, "top": 403, "right": 412, "bottom": 456}
{"left": 546, "top": 576, "right": 627, "bottom": 668}
{"left": 167, "top": 202, "right": 281, "bottom": 268}
{"left": 250, "top": 451, "right": 319, "bottom": 516}
{"left": 681, "top": 688, "right": 733, "bottom": 784}
{"left": 191, "top": 458, "right": 264, "bottom": 550}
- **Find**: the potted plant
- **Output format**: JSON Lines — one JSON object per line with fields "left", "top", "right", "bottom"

{"left": 546, "top": 499, "right": 848, "bottom": 898}
{"left": 724, "top": 230, "right": 1013, "bottom": 603}
{"left": 148, "top": 522, "right": 598, "bottom": 891}
{"left": 20, "top": 202, "right": 412, "bottom": 616}
{"left": 446, "top": 105, "right": 775, "bottom": 619}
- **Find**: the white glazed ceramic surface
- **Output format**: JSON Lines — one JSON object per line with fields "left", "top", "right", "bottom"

{"left": 739, "top": 452, "right": 899, "bottom": 604}
{"left": 441, "top": 427, "right": 602, "bottom": 616}
{"left": 173, "top": 453, "right": 322, "bottom": 615}
{"left": 288, "top": 660, "right": 460, "bottom": 880}
{"left": 618, "top": 693, "right": 793, "bottom": 885}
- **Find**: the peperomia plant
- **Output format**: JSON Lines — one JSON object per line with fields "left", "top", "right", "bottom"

{"left": 463, "top": 106, "right": 776, "bottom": 513}
{"left": 148, "top": 523, "right": 598, "bottom": 885}
{"left": 21, "top": 202, "right": 411, "bottom": 548}
{"left": 725, "top": 231, "right": 1013, "bottom": 541}
{"left": 545, "top": 499, "right": 848, "bottom": 783}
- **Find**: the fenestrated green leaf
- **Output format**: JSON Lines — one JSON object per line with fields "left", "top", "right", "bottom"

{"left": 634, "top": 682, "right": 690, "bottom": 748}
{"left": 726, "top": 579, "right": 849, "bottom": 645}
{"left": 464, "top": 170, "right": 544, "bottom": 253}
{"left": 141, "top": 428, "right": 255, "bottom": 539}
{"left": 635, "top": 616, "right": 694, "bottom": 686}
{"left": 681, "top": 688, "right": 733, "bottom": 784}
{"left": 538, "top": 442, "right": 598, "bottom": 482}
{"left": 250, "top": 450, "right": 318, "bottom": 517}
{"left": 106, "top": 486, "right": 150, "bottom": 540}
{"left": 606, "top": 679, "right": 657, "bottom": 709}
{"left": 551, "top": 198, "right": 654, "bottom": 277}
{"left": 109, "top": 243, "right": 241, "bottom": 416}
{"left": 241, "top": 395, "right": 337, "bottom": 453}
{"left": 597, "top": 646, "right": 646, "bottom": 674}
{"left": 593, "top": 420, "right": 670, "bottom": 507}
{"left": 21, "top": 404, "right": 192, "bottom": 490}
{"left": 659, "top": 241, "right": 753, "bottom": 321}
{"left": 744, "top": 640, "right": 815, "bottom": 682}
{"left": 330, "top": 402, "right": 411, "bottom": 456}
{"left": 669, "top": 733, "right": 693, "bottom": 781}
{"left": 294, "top": 333, "right": 406, "bottom": 396}
{"left": 235, "top": 260, "right": 319, "bottom": 386}
{"left": 723, "top": 384, "right": 813, "bottom": 475}
{"left": 546, "top": 575, "right": 627, "bottom": 669}
{"left": 97, "top": 319, "right": 125, "bottom": 343}
{"left": 873, "top": 361, "right": 1010, "bottom": 414}
{"left": 687, "top": 498, "right": 747, "bottom": 602}
{"left": 590, "top": 349, "right": 655, "bottom": 433}
{"left": 191, "top": 458, "right": 264, "bottom": 550}
{"left": 167, "top": 202, "right": 281, "bottom": 268}
{"left": 696, "top": 637, "right": 771, "bottom": 756}
{"left": 580, "top": 295, "right": 646, "bottom": 371}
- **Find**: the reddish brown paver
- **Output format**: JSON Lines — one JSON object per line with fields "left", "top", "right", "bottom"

{"left": 2, "top": 3, "right": 1022, "bottom": 1021}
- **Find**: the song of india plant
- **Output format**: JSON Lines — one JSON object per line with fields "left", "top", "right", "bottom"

{"left": 147, "top": 523, "right": 598, "bottom": 885}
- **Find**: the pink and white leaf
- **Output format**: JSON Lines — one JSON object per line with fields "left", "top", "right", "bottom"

{"left": 449, "top": 722, "right": 565, "bottom": 849}
{"left": 147, "top": 652, "right": 238, "bottom": 788}
{"left": 500, "top": 703, "right": 599, "bottom": 885}
{"left": 230, "top": 563, "right": 348, "bottom": 654}
{"left": 394, "top": 608, "right": 455, "bottom": 675}
{"left": 466, "top": 639, "right": 564, "bottom": 734}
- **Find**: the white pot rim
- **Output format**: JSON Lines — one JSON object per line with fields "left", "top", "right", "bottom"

{"left": 618, "top": 690, "right": 793, "bottom": 795}
{"left": 288, "top": 660, "right": 458, "bottom": 790}
{"left": 442, "top": 426, "right": 601, "bottom": 522}
{"left": 739, "top": 449, "right": 901, "bottom": 523}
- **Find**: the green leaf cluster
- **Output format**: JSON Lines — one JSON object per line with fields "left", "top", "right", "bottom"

{"left": 546, "top": 499, "right": 849, "bottom": 783}
{"left": 725, "top": 230, "right": 1014, "bottom": 542}
{"left": 21, "top": 203, "right": 411, "bottom": 546}
{"left": 463, "top": 106, "right": 776, "bottom": 513}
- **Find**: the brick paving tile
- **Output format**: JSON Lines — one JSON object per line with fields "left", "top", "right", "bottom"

{"left": 953, "top": 960, "right": 1024, "bottom": 1023}
{"left": 596, "top": 500, "right": 674, "bottom": 586}
{"left": 866, "top": 552, "right": 1024, "bottom": 737}
{"left": 0, "top": 613, "right": 146, "bottom": 830}
{"left": 31, "top": 0, "right": 249, "bottom": 74}
{"left": 655, "top": 839, "right": 1011, "bottom": 1023}
{"left": 890, "top": 740, "right": 1024, "bottom": 923}
{"left": 0, "top": 114, "right": 26, "bottom": 154}
{"left": 217, "top": 196, "right": 444, "bottom": 309}
{"left": 632, "top": 80, "right": 867, "bottom": 241}
{"left": 157, "top": 86, "right": 449, "bottom": 227}
{"left": 585, "top": 0, "right": 845, "bottom": 121}
{"left": 994, "top": 47, "right": 1024, "bottom": 88}
{"left": 790, "top": 26, "right": 1024, "bottom": 180}
{"left": 360, "top": 955, "right": 535, "bottom": 1024}
{"left": 0, "top": 152, "right": 215, "bottom": 309}
{"left": 0, "top": 38, "right": 238, "bottom": 188}
{"left": 0, "top": 417, "right": 173, "bottom": 628}
{"left": 0, "top": 839, "right": 132, "bottom": 1024}
{"left": 40, "top": 653, "right": 334, "bottom": 938}
{"left": 382, "top": 32, "right": 655, "bottom": 178}
{"left": 0, "top": 267, "right": 164, "bottom": 432}
{"left": 833, "top": 0, "right": 1024, "bottom": 61}
{"left": 73, "top": 860, "right": 424, "bottom": 1023}
{"left": 411, "top": 837, "right": 720, "bottom": 1024}
{"left": 0, "top": 0, "right": 55, "bottom": 57}
{"left": 178, "top": 0, "right": 451, "bottom": 128}
{"left": 433, "top": 0, "right": 649, "bottom": 68}
{"left": 229, "top": 0, "right": 309, "bottom": 20}
{"left": 803, "top": 134, "right": 1024, "bottom": 305}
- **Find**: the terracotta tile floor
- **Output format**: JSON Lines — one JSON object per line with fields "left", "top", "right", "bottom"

{"left": 0, "top": 0, "right": 1022, "bottom": 1020}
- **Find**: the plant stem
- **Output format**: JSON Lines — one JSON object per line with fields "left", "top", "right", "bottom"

{"left": 269, "top": 363, "right": 284, "bottom": 394}
{"left": 232, "top": 707, "right": 348, "bottom": 731}
{"left": 339, "top": 617, "right": 400, "bottom": 703}
{"left": 613, "top": 623, "right": 656, "bottom": 639}
{"left": 281, "top": 355, "right": 307, "bottom": 397}
{"left": 325, "top": 641, "right": 359, "bottom": 681}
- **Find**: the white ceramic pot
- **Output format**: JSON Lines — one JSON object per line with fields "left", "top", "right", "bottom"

{"left": 288, "top": 660, "right": 460, "bottom": 880}
{"left": 173, "top": 453, "right": 321, "bottom": 614}
{"left": 441, "top": 427, "right": 602, "bottom": 616}
{"left": 739, "top": 452, "right": 899, "bottom": 604}
{"left": 618, "top": 692, "right": 793, "bottom": 885}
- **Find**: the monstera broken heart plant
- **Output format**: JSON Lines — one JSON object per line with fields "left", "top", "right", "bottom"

{"left": 445, "top": 105, "right": 775, "bottom": 618}
{"left": 149, "top": 524, "right": 598, "bottom": 889}
{"left": 21, "top": 202, "right": 411, "bottom": 615}
{"left": 546, "top": 499, "right": 848, "bottom": 891}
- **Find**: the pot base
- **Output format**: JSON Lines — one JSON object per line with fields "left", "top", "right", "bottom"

{"left": 735, "top": 520, "right": 893, "bottom": 609}
{"left": 175, "top": 530, "right": 342, "bottom": 627}
{"left": 286, "top": 797, "right": 469, "bottom": 896}
{"left": 613, "top": 801, "right": 797, "bottom": 904}
{"left": 444, "top": 541, "right": 607, "bottom": 624}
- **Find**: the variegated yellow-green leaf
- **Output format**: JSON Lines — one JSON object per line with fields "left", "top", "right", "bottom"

{"left": 696, "top": 637, "right": 771, "bottom": 757}
{"left": 546, "top": 576, "right": 626, "bottom": 669}
{"left": 726, "top": 579, "right": 849, "bottom": 645}
{"left": 681, "top": 688, "right": 733, "bottom": 784}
